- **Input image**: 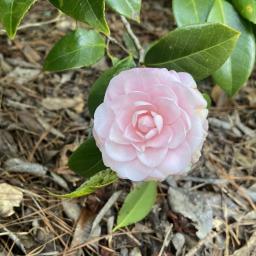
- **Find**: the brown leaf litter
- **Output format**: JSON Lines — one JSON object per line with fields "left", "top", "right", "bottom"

{"left": 0, "top": 0, "right": 256, "bottom": 255}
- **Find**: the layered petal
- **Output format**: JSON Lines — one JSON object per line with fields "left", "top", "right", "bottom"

{"left": 171, "top": 82, "right": 207, "bottom": 113}
{"left": 146, "top": 125, "right": 173, "bottom": 148}
{"left": 105, "top": 141, "right": 136, "bottom": 162}
{"left": 177, "top": 72, "right": 197, "bottom": 88}
{"left": 94, "top": 104, "right": 114, "bottom": 139}
{"left": 158, "top": 142, "right": 192, "bottom": 175}
{"left": 93, "top": 68, "right": 208, "bottom": 182}
{"left": 109, "top": 122, "right": 129, "bottom": 144}
{"left": 168, "top": 118, "right": 187, "bottom": 149}
{"left": 154, "top": 97, "right": 181, "bottom": 125}
{"left": 137, "top": 147, "right": 168, "bottom": 168}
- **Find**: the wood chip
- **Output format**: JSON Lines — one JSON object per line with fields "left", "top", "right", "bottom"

{"left": 41, "top": 94, "right": 84, "bottom": 113}
{"left": 4, "top": 158, "right": 47, "bottom": 176}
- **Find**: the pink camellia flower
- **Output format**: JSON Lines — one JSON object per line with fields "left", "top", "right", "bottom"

{"left": 93, "top": 68, "right": 208, "bottom": 181}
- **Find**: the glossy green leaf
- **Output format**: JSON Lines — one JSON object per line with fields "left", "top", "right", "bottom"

{"left": 208, "top": 0, "right": 255, "bottom": 96}
{"left": 232, "top": 0, "right": 256, "bottom": 23}
{"left": 68, "top": 137, "right": 106, "bottom": 178}
{"left": 144, "top": 23, "right": 240, "bottom": 80}
{"left": 88, "top": 56, "right": 136, "bottom": 116}
{"left": 0, "top": 0, "right": 36, "bottom": 39}
{"left": 173, "top": 0, "right": 214, "bottom": 26}
{"left": 49, "top": 0, "right": 109, "bottom": 34}
{"left": 106, "top": 0, "right": 141, "bottom": 21}
{"left": 44, "top": 29, "right": 105, "bottom": 72}
{"left": 51, "top": 170, "right": 118, "bottom": 198}
{"left": 113, "top": 181, "right": 157, "bottom": 231}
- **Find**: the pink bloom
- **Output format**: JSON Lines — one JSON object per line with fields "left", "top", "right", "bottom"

{"left": 93, "top": 68, "right": 208, "bottom": 181}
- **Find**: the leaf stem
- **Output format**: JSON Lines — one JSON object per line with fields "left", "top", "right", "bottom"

{"left": 107, "top": 36, "right": 131, "bottom": 55}
{"left": 120, "top": 16, "right": 144, "bottom": 64}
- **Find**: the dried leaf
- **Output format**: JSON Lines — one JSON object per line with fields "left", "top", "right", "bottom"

{"left": 172, "top": 233, "right": 185, "bottom": 256}
{"left": 168, "top": 186, "right": 213, "bottom": 239}
{"left": 23, "top": 45, "right": 41, "bottom": 64}
{"left": 0, "top": 183, "right": 23, "bottom": 217}
{"left": 0, "top": 130, "right": 18, "bottom": 157}
{"left": 41, "top": 94, "right": 84, "bottom": 113}
{"left": 62, "top": 200, "right": 81, "bottom": 222}
{"left": 6, "top": 67, "right": 40, "bottom": 85}
{"left": 69, "top": 208, "right": 95, "bottom": 255}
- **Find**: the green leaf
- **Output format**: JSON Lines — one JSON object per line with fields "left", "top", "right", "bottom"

{"left": 106, "top": 0, "right": 141, "bottom": 22}
{"left": 44, "top": 29, "right": 105, "bottom": 72}
{"left": 203, "top": 93, "right": 212, "bottom": 108}
{"left": 144, "top": 23, "right": 240, "bottom": 80}
{"left": 173, "top": 0, "right": 214, "bottom": 26}
{"left": 68, "top": 137, "right": 106, "bottom": 178}
{"left": 113, "top": 181, "right": 157, "bottom": 231}
{"left": 232, "top": 0, "right": 256, "bottom": 23}
{"left": 49, "top": 0, "right": 109, "bottom": 34}
{"left": 51, "top": 170, "right": 118, "bottom": 198}
{"left": 88, "top": 56, "right": 136, "bottom": 116}
{"left": 0, "top": 0, "right": 36, "bottom": 39}
{"left": 208, "top": 0, "right": 255, "bottom": 96}
{"left": 58, "top": 0, "right": 63, "bottom": 6}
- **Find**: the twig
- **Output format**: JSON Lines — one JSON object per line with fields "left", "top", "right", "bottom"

{"left": 234, "top": 111, "right": 255, "bottom": 138}
{"left": 107, "top": 36, "right": 131, "bottom": 55}
{"left": 64, "top": 230, "right": 153, "bottom": 255}
{"left": 186, "top": 230, "right": 218, "bottom": 256}
{"left": 179, "top": 176, "right": 228, "bottom": 185}
{"left": 224, "top": 204, "right": 230, "bottom": 256}
{"left": 91, "top": 191, "right": 122, "bottom": 234}
{"left": 186, "top": 217, "right": 256, "bottom": 256}
{"left": 157, "top": 225, "right": 173, "bottom": 256}
{"left": 1, "top": 228, "right": 26, "bottom": 254}
{"left": 121, "top": 16, "right": 144, "bottom": 63}
{"left": 28, "top": 131, "right": 49, "bottom": 162}
{"left": 231, "top": 231, "right": 256, "bottom": 256}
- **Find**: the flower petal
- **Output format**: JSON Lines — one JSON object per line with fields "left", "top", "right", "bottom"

{"left": 109, "top": 122, "right": 129, "bottom": 144}
{"left": 171, "top": 82, "right": 207, "bottom": 113}
{"left": 102, "top": 150, "right": 150, "bottom": 181}
{"left": 177, "top": 72, "right": 197, "bottom": 88}
{"left": 94, "top": 104, "right": 114, "bottom": 138}
{"left": 137, "top": 147, "right": 168, "bottom": 168}
{"left": 186, "top": 116, "right": 207, "bottom": 152}
{"left": 148, "top": 85, "right": 177, "bottom": 102}
{"left": 169, "top": 118, "right": 187, "bottom": 149}
{"left": 169, "top": 70, "right": 181, "bottom": 82}
{"left": 153, "top": 113, "right": 164, "bottom": 132}
{"left": 110, "top": 91, "right": 149, "bottom": 113}
{"left": 146, "top": 126, "right": 173, "bottom": 148}
{"left": 147, "top": 169, "right": 167, "bottom": 181}
{"left": 155, "top": 97, "right": 181, "bottom": 125}
{"left": 115, "top": 160, "right": 150, "bottom": 181}
{"left": 158, "top": 142, "right": 192, "bottom": 175}
{"left": 105, "top": 141, "right": 136, "bottom": 162}
{"left": 124, "top": 124, "right": 144, "bottom": 142}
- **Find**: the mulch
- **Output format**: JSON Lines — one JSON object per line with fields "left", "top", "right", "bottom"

{"left": 0, "top": 0, "right": 256, "bottom": 255}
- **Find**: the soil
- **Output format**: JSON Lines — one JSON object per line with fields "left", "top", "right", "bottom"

{"left": 0, "top": 0, "right": 256, "bottom": 255}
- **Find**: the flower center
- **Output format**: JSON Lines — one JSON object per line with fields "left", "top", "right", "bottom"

{"left": 137, "top": 115, "right": 155, "bottom": 133}
{"left": 132, "top": 110, "right": 163, "bottom": 139}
